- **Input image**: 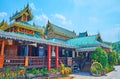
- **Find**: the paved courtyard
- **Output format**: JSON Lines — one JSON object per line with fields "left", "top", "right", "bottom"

{"left": 70, "top": 66, "right": 120, "bottom": 79}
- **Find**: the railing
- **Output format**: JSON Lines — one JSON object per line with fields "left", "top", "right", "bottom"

{"left": 28, "top": 56, "right": 45, "bottom": 68}
{"left": 3, "top": 56, "right": 76, "bottom": 68}
{"left": 4, "top": 56, "right": 25, "bottom": 67}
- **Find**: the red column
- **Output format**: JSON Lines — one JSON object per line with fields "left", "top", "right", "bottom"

{"left": 47, "top": 45, "right": 51, "bottom": 70}
{"left": 0, "top": 41, "right": 5, "bottom": 68}
{"left": 1, "top": 41, "right": 5, "bottom": 56}
{"left": 55, "top": 46, "right": 59, "bottom": 68}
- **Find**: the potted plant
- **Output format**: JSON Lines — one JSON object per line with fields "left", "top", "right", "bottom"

{"left": 91, "top": 62, "right": 103, "bottom": 76}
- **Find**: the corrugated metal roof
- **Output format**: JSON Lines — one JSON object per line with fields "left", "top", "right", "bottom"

{"left": 0, "top": 30, "right": 76, "bottom": 48}
{"left": 67, "top": 35, "right": 100, "bottom": 46}
{"left": 45, "top": 22, "right": 76, "bottom": 38}
{"left": 67, "top": 35, "right": 111, "bottom": 49}
{"left": 51, "top": 24, "right": 76, "bottom": 38}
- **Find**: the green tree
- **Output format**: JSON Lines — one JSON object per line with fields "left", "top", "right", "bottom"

{"left": 108, "top": 50, "right": 118, "bottom": 66}
{"left": 118, "top": 57, "right": 120, "bottom": 65}
{"left": 91, "top": 47, "right": 108, "bottom": 68}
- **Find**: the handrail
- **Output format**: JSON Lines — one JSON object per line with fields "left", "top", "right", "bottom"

{"left": 4, "top": 56, "right": 25, "bottom": 67}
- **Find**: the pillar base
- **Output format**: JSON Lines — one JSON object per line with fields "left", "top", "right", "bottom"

{"left": 25, "top": 56, "right": 29, "bottom": 66}
{"left": 0, "top": 56, "right": 4, "bottom": 68}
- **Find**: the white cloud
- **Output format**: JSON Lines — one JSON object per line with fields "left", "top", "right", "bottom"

{"left": 30, "top": 3, "right": 37, "bottom": 11}
{"left": 35, "top": 14, "right": 49, "bottom": 25}
{"left": 52, "top": 13, "right": 72, "bottom": 25}
{"left": 54, "top": 14, "right": 66, "bottom": 23}
{"left": 51, "top": 13, "right": 75, "bottom": 31}
{"left": 35, "top": 14, "right": 48, "bottom": 21}
{"left": 0, "top": 12, "right": 7, "bottom": 17}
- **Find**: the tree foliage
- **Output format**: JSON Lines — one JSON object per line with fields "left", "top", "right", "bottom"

{"left": 108, "top": 50, "right": 118, "bottom": 66}
{"left": 118, "top": 57, "right": 120, "bottom": 65}
{"left": 91, "top": 47, "right": 108, "bottom": 68}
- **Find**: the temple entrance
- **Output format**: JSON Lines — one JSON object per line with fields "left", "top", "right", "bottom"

{"left": 78, "top": 52, "right": 92, "bottom": 72}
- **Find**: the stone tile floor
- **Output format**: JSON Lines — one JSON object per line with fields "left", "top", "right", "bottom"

{"left": 70, "top": 66, "right": 120, "bottom": 79}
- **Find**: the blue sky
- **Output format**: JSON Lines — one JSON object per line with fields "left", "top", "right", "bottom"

{"left": 0, "top": 0, "right": 120, "bottom": 42}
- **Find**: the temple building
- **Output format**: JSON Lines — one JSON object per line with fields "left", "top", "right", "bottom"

{"left": 0, "top": 4, "right": 111, "bottom": 71}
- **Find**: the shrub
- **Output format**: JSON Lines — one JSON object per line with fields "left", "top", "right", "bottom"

{"left": 108, "top": 50, "right": 118, "bottom": 66}
{"left": 49, "top": 68, "right": 58, "bottom": 73}
{"left": 91, "top": 47, "right": 108, "bottom": 68}
{"left": 118, "top": 57, "right": 120, "bottom": 65}
{"left": 105, "top": 64, "right": 114, "bottom": 73}
{"left": 27, "top": 68, "right": 41, "bottom": 75}
{"left": 39, "top": 68, "right": 48, "bottom": 75}
{"left": 91, "top": 62, "right": 103, "bottom": 75}
{"left": 59, "top": 62, "right": 71, "bottom": 75}
{"left": 0, "top": 66, "right": 26, "bottom": 79}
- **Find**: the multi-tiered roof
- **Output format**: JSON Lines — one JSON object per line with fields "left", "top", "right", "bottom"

{"left": 0, "top": 4, "right": 111, "bottom": 50}
{"left": 10, "top": 4, "right": 33, "bottom": 22}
